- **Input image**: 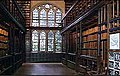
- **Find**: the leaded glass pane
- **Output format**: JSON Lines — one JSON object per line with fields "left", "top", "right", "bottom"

{"left": 48, "top": 31, "right": 54, "bottom": 51}
{"left": 32, "top": 23, "right": 39, "bottom": 27}
{"left": 48, "top": 9, "right": 54, "bottom": 27}
{"left": 32, "top": 9, "right": 39, "bottom": 27}
{"left": 40, "top": 31, "right": 46, "bottom": 51}
{"left": 55, "top": 31, "right": 62, "bottom": 52}
{"left": 32, "top": 30, "right": 38, "bottom": 52}
{"left": 33, "top": 9, "right": 38, "bottom": 19}
{"left": 40, "top": 9, "right": 47, "bottom": 27}
{"left": 56, "top": 9, "right": 62, "bottom": 27}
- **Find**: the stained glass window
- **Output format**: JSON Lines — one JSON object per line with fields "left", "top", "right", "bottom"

{"left": 48, "top": 31, "right": 54, "bottom": 51}
{"left": 40, "top": 9, "right": 47, "bottom": 27}
{"left": 48, "top": 9, "right": 54, "bottom": 27}
{"left": 40, "top": 31, "right": 46, "bottom": 51}
{"left": 55, "top": 31, "right": 62, "bottom": 52}
{"left": 32, "top": 30, "right": 38, "bottom": 52}
{"left": 32, "top": 4, "right": 62, "bottom": 27}
{"left": 32, "top": 9, "right": 39, "bottom": 26}
{"left": 31, "top": 3, "right": 62, "bottom": 53}
{"left": 56, "top": 9, "right": 62, "bottom": 27}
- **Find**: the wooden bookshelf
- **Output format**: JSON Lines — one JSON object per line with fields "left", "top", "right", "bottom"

{"left": 0, "top": 20, "right": 11, "bottom": 74}
{"left": 0, "top": 0, "right": 26, "bottom": 75}
{"left": 61, "top": 0, "right": 112, "bottom": 75}
{"left": 78, "top": 13, "right": 98, "bottom": 73}
{"left": 61, "top": 0, "right": 102, "bottom": 32}
{"left": 97, "top": 4, "right": 108, "bottom": 74}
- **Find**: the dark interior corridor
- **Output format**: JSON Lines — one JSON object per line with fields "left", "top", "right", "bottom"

{"left": 0, "top": 0, "right": 120, "bottom": 76}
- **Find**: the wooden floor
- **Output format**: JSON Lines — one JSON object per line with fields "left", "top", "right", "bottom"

{"left": 14, "top": 63, "right": 77, "bottom": 75}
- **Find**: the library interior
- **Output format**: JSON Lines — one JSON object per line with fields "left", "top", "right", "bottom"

{"left": 0, "top": 0, "right": 120, "bottom": 75}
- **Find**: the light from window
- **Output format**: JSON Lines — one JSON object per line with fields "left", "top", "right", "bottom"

{"left": 31, "top": 3, "right": 62, "bottom": 53}
{"left": 40, "top": 31, "right": 46, "bottom": 51}
{"left": 33, "top": 9, "right": 38, "bottom": 18}
{"left": 32, "top": 23, "right": 39, "bottom": 27}
{"left": 56, "top": 9, "right": 62, "bottom": 27}
{"left": 40, "top": 9, "right": 47, "bottom": 27}
{"left": 32, "top": 9, "right": 39, "bottom": 27}
{"left": 48, "top": 9, "right": 54, "bottom": 27}
{"left": 48, "top": 31, "right": 54, "bottom": 51}
{"left": 32, "top": 4, "right": 62, "bottom": 27}
{"left": 55, "top": 31, "right": 62, "bottom": 52}
{"left": 32, "top": 30, "right": 38, "bottom": 52}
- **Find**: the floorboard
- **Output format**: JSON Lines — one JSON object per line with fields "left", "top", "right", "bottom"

{"left": 14, "top": 63, "right": 77, "bottom": 75}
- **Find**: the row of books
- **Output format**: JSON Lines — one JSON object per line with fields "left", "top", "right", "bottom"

{"left": 0, "top": 36, "right": 8, "bottom": 43}
{"left": 0, "top": 43, "right": 8, "bottom": 49}
{"left": 83, "top": 34, "right": 97, "bottom": 41}
{"left": 81, "top": 50, "right": 97, "bottom": 57}
{"left": 0, "top": 28, "right": 8, "bottom": 36}
{"left": 101, "top": 33, "right": 107, "bottom": 39}
{"left": 82, "top": 24, "right": 98, "bottom": 59}
{"left": 83, "top": 42, "right": 97, "bottom": 49}
{"left": 82, "top": 26, "right": 98, "bottom": 35}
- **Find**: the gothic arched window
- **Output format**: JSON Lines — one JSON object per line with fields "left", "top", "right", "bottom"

{"left": 31, "top": 4, "right": 62, "bottom": 27}
{"left": 31, "top": 3, "right": 62, "bottom": 53}
{"left": 40, "top": 9, "right": 47, "bottom": 27}
{"left": 40, "top": 31, "right": 46, "bottom": 51}
{"left": 32, "top": 9, "right": 39, "bottom": 27}
{"left": 48, "top": 9, "right": 55, "bottom": 27}
{"left": 55, "top": 31, "right": 62, "bottom": 52}
{"left": 56, "top": 9, "right": 62, "bottom": 27}
{"left": 32, "top": 30, "right": 38, "bottom": 52}
{"left": 48, "top": 31, "right": 54, "bottom": 51}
